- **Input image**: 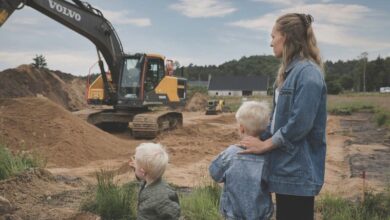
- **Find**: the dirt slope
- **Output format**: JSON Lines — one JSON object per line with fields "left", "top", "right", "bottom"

{"left": 0, "top": 65, "right": 87, "bottom": 111}
{"left": 0, "top": 168, "right": 88, "bottom": 220}
{"left": 0, "top": 97, "right": 133, "bottom": 168}
{"left": 184, "top": 92, "right": 208, "bottom": 112}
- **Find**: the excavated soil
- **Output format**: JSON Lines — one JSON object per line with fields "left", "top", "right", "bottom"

{"left": 0, "top": 66, "right": 389, "bottom": 218}
{"left": 0, "top": 65, "right": 87, "bottom": 111}
{"left": 0, "top": 97, "right": 133, "bottom": 168}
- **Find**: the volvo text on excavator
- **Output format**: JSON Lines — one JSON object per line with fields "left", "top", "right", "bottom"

{"left": 0, "top": 0, "right": 187, "bottom": 138}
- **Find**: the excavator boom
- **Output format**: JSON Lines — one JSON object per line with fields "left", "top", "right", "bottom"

{"left": 0, "top": 0, "right": 187, "bottom": 139}
{"left": 1, "top": 0, "right": 123, "bottom": 104}
{"left": 0, "top": 0, "right": 19, "bottom": 26}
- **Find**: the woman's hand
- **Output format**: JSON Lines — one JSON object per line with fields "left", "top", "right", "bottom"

{"left": 239, "top": 136, "right": 275, "bottom": 154}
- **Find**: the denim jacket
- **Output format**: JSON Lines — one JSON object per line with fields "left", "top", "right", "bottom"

{"left": 266, "top": 58, "right": 327, "bottom": 196}
{"left": 209, "top": 145, "right": 273, "bottom": 220}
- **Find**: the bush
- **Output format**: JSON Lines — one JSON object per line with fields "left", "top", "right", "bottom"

{"left": 327, "top": 80, "right": 343, "bottom": 95}
{"left": 375, "top": 110, "right": 390, "bottom": 127}
{"left": 81, "top": 170, "right": 137, "bottom": 220}
{"left": 318, "top": 187, "right": 390, "bottom": 220}
{"left": 0, "top": 144, "right": 45, "bottom": 180}
{"left": 32, "top": 54, "right": 47, "bottom": 69}
{"left": 180, "top": 182, "right": 222, "bottom": 220}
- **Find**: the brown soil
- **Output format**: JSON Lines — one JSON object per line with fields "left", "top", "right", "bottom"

{"left": 0, "top": 97, "right": 133, "bottom": 168}
{"left": 0, "top": 66, "right": 389, "bottom": 218}
{"left": 184, "top": 92, "right": 208, "bottom": 112}
{"left": 0, "top": 65, "right": 87, "bottom": 111}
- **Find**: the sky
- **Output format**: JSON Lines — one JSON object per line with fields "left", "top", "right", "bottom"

{"left": 0, "top": 0, "right": 390, "bottom": 76}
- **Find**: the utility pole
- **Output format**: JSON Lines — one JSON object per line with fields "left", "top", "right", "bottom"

{"left": 360, "top": 52, "right": 368, "bottom": 92}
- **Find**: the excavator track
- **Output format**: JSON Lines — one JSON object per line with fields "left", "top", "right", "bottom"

{"left": 132, "top": 111, "right": 183, "bottom": 139}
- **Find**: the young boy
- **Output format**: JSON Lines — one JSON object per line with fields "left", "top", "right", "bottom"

{"left": 209, "top": 101, "right": 273, "bottom": 220}
{"left": 130, "top": 143, "right": 180, "bottom": 220}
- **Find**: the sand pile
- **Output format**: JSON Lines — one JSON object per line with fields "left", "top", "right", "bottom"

{"left": 184, "top": 92, "right": 208, "bottom": 112}
{"left": 0, "top": 97, "right": 133, "bottom": 168}
{"left": 0, "top": 65, "right": 87, "bottom": 111}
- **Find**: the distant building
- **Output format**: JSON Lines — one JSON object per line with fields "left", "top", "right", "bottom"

{"left": 208, "top": 75, "right": 269, "bottom": 96}
{"left": 380, "top": 87, "right": 390, "bottom": 93}
{"left": 188, "top": 80, "right": 209, "bottom": 88}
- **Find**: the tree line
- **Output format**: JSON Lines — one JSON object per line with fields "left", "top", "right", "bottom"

{"left": 179, "top": 55, "right": 390, "bottom": 94}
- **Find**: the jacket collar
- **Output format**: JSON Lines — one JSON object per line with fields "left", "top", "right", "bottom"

{"left": 285, "top": 56, "right": 301, "bottom": 74}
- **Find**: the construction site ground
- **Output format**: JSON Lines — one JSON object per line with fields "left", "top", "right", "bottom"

{"left": 0, "top": 65, "right": 389, "bottom": 219}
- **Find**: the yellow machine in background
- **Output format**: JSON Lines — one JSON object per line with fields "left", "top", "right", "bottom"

{"left": 206, "top": 99, "right": 228, "bottom": 115}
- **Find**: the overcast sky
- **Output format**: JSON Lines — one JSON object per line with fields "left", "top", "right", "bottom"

{"left": 1, "top": 0, "right": 389, "bottom": 76}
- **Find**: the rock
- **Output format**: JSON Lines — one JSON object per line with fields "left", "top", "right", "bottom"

{"left": 0, "top": 214, "right": 23, "bottom": 220}
{"left": 0, "top": 196, "right": 13, "bottom": 214}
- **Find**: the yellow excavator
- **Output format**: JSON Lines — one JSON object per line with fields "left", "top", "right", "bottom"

{"left": 0, "top": 0, "right": 186, "bottom": 138}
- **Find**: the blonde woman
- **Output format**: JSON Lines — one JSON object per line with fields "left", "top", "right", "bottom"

{"left": 240, "top": 13, "right": 327, "bottom": 220}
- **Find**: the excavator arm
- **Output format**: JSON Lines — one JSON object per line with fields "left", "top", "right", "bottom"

{"left": 0, "top": 0, "right": 124, "bottom": 104}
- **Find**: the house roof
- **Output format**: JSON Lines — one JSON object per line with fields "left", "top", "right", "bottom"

{"left": 208, "top": 75, "right": 268, "bottom": 91}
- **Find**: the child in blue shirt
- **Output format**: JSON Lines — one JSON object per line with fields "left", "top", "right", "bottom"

{"left": 209, "top": 101, "right": 273, "bottom": 220}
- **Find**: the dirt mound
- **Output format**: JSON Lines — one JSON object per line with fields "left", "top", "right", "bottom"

{"left": 157, "top": 113, "right": 238, "bottom": 166}
{"left": 0, "top": 97, "right": 133, "bottom": 168}
{"left": 0, "top": 168, "right": 90, "bottom": 219}
{"left": 0, "top": 65, "right": 87, "bottom": 111}
{"left": 184, "top": 92, "right": 208, "bottom": 112}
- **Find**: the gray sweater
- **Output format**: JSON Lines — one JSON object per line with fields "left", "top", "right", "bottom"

{"left": 137, "top": 178, "right": 181, "bottom": 220}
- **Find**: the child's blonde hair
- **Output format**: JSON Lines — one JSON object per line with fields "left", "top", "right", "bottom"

{"left": 235, "top": 101, "right": 270, "bottom": 136}
{"left": 135, "top": 143, "right": 169, "bottom": 182}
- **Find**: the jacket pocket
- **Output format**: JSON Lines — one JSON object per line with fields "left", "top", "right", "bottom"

{"left": 277, "top": 88, "right": 294, "bottom": 116}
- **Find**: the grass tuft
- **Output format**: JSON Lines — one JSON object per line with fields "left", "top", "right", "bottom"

{"left": 180, "top": 181, "right": 222, "bottom": 220}
{"left": 0, "top": 144, "right": 45, "bottom": 180}
{"left": 80, "top": 169, "right": 137, "bottom": 220}
{"left": 318, "top": 185, "right": 390, "bottom": 220}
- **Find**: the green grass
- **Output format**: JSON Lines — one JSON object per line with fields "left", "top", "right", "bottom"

{"left": 80, "top": 170, "right": 137, "bottom": 220}
{"left": 180, "top": 181, "right": 222, "bottom": 220}
{"left": 327, "top": 93, "right": 390, "bottom": 127}
{"left": 327, "top": 102, "right": 375, "bottom": 115}
{"left": 317, "top": 186, "right": 390, "bottom": 220}
{"left": 0, "top": 144, "right": 46, "bottom": 180}
{"left": 375, "top": 109, "right": 390, "bottom": 127}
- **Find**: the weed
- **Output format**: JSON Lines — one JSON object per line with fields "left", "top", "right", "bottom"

{"left": 0, "top": 144, "right": 45, "bottom": 180}
{"left": 180, "top": 181, "right": 222, "bottom": 220}
{"left": 318, "top": 185, "right": 390, "bottom": 220}
{"left": 80, "top": 169, "right": 137, "bottom": 220}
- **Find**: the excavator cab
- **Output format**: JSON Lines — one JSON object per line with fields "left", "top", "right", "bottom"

{"left": 88, "top": 53, "right": 186, "bottom": 109}
{"left": 118, "top": 56, "right": 143, "bottom": 100}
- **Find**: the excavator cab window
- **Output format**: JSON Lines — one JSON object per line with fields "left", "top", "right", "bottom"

{"left": 144, "top": 58, "right": 165, "bottom": 92}
{"left": 119, "top": 57, "right": 142, "bottom": 99}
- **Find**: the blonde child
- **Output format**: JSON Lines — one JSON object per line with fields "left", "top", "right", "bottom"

{"left": 130, "top": 143, "right": 180, "bottom": 220}
{"left": 209, "top": 101, "right": 273, "bottom": 220}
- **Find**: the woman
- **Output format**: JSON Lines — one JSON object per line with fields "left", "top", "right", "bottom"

{"left": 240, "top": 13, "right": 327, "bottom": 220}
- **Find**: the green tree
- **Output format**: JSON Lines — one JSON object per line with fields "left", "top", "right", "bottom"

{"left": 32, "top": 54, "right": 47, "bottom": 69}
{"left": 340, "top": 75, "right": 354, "bottom": 91}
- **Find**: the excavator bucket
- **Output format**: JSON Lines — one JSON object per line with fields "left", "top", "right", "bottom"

{"left": 0, "top": 0, "right": 23, "bottom": 27}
